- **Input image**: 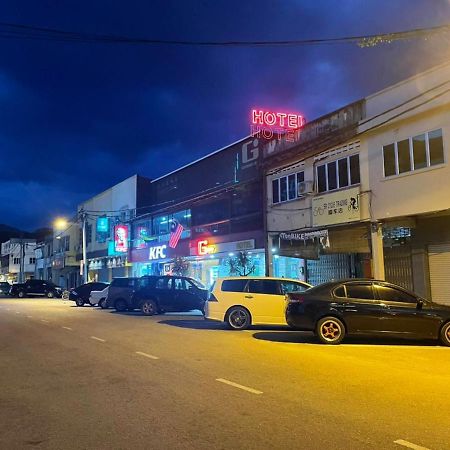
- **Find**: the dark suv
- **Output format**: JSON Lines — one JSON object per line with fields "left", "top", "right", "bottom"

{"left": 10, "top": 279, "right": 63, "bottom": 298}
{"left": 107, "top": 275, "right": 207, "bottom": 315}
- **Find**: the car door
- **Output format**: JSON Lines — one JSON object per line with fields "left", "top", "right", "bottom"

{"left": 171, "top": 278, "right": 195, "bottom": 312}
{"left": 27, "top": 280, "right": 41, "bottom": 295}
{"left": 182, "top": 279, "right": 204, "bottom": 311}
{"left": 339, "top": 282, "right": 387, "bottom": 334}
{"left": 374, "top": 283, "right": 438, "bottom": 337}
{"left": 153, "top": 277, "right": 174, "bottom": 311}
{"left": 246, "top": 279, "right": 286, "bottom": 325}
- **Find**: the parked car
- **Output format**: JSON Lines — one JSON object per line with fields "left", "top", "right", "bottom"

{"left": 105, "top": 277, "right": 140, "bottom": 311}
{"left": 89, "top": 285, "right": 110, "bottom": 308}
{"left": 10, "top": 279, "right": 63, "bottom": 298}
{"left": 69, "top": 282, "right": 109, "bottom": 307}
{"left": 132, "top": 276, "right": 208, "bottom": 315}
{"left": 205, "top": 277, "right": 312, "bottom": 330}
{"left": 0, "top": 281, "right": 10, "bottom": 296}
{"left": 285, "top": 279, "right": 450, "bottom": 346}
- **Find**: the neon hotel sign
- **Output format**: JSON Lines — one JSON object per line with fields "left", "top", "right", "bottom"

{"left": 250, "top": 109, "right": 305, "bottom": 140}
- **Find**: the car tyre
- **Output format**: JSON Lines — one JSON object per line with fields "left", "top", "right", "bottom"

{"left": 439, "top": 321, "right": 450, "bottom": 347}
{"left": 140, "top": 299, "right": 158, "bottom": 316}
{"left": 226, "top": 306, "right": 251, "bottom": 330}
{"left": 17, "top": 291, "right": 25, "bottom": 298}
{"left": 114, "top": 299, "right": 128, "bottom": 312}
{"left": 75, "top": 298, "right": 84, "bottom": 307}
{"left": 316, "top": 316, "right": 345, "bottom": 345}
{"left": 99, "top": 298, "right": 107, "bottom": 309}
{"left": 47, "top": 291, "right": 55, "bottom": 299}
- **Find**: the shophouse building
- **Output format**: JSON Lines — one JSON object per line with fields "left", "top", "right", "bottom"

{"left": 78, "top": 174, "right": 152, "bottom": 283}
{"left": 34, "top": 233, "right": 53, "bottom": 282}
{"left": 130, "top": 136, "right": 275, "bottom": 287}
{"left": 265, "top": 61, "right": 450, "bottom": 303}
{"left": 0, "top": 238, "right": 37, "bottom": 282}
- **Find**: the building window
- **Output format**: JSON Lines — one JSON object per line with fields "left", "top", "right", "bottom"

{"left": 29, "top": 257, "right": 36, "bottom": 264}
{"left": 383, "top": 129, "right": 444, "bottom": 177}
{"left": 272, "top": 170, "right": 305, "bottom": 204}
{"left": 13, "top": 257, "right": 20, "bottom": 264}
{"left": 316, "top": 154, "right": 360, "bottom": 193}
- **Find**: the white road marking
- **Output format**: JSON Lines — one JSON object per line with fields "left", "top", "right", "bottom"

{"left": 15, "top": 311, "right": 21, "bottom": 314}
{"left": 41, "top": 319, "right": 49, "bottom": 323}
{"left": 27, "top": 315, "right": 32, "bottom": 318}
{"left": 216, "top": 378, "right": 263, "bottom": 395}
{"left": 394, "top": 439, "right": 431, "bottom": 450}
{"left": 135, "top": 351, "right": 159, "bottom": 360}
{"left": 62, "top": 326, "right": 72, "bottom": 331}
{"left": 90, "top": 336, "right": 106, "bottom": 342}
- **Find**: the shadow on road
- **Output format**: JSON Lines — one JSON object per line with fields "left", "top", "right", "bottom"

{"left": 158, "top": 319, "right": 225, "bottom": 330}
{"left": 252, "top": 331, "right": 441, "bottom": 347}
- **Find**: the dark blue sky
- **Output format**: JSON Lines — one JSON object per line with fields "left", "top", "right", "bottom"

{"left": 0, "top": 0, "right": 449, "bottom": 230}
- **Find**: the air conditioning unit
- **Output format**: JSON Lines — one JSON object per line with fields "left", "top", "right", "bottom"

{"left": 297, "top": 180, "right": 314, "bottom": 196}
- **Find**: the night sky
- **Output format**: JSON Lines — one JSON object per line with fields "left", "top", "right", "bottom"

{"left": 1, "top": 1, "right": 449, "bottom": 230}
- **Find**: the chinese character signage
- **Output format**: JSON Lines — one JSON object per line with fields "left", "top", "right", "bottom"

{"left": 114, "top": 225, "right": 129, "bottom": 253}
{"left": 312, "top": 187, "right": 360, "bottom": 227}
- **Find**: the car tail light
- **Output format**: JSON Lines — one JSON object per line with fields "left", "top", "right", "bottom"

{"left": 208, "top": 293, "right": 218, "bottom": 302}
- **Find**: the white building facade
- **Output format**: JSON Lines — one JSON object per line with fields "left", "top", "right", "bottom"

{"left": 1, "top": 238, "right": 37, "bottom": 282}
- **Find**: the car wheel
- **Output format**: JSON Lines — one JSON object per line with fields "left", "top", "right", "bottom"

{"left": 17, "top": 291, "right": 25, "bottom": 298}
{"left": 46, "top": 291, "right": 55, "bottom": 299}
{"left": 140, "top": 299, "right": 157, "bottom": 316}
{"left": 316, "top": 316, "right": 345, "bottom": 345}
{"left": 439, "top": 321, "right": 450, "bottom": 347}
{"left": 114, "top": 299, "right": 128, "bottom": 312}
{"left": 99, "top": 298, "right": 107, "bottom": 309}
{"left": 75, "top": 298, "right": 84, "bottom": 307}
{"left": 226, "top": 306, "right": 251, "bottom": 330}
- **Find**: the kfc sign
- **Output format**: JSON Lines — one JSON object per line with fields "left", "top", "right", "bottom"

{"left": 149, "top": 244, "right": 167, "bottom": 260}
{"left": 114, "top": 225, "right": 129, "bottom": 253}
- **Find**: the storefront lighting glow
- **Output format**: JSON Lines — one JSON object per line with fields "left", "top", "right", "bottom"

{"left": 198, "top": 240, "right": 216, "bottom": 255}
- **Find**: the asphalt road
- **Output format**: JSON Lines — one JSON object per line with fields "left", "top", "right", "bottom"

{"left": 0, "top": 298, "right": 449, "bottom": 450}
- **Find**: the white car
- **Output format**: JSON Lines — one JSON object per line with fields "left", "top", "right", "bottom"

{"left": 205, "top": 277, "right": 312, "bottom": 330}
{"left": 89, "top": 286, "right": 110, "bottom": 308}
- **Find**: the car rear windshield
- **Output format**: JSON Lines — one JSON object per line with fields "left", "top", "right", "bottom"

{"left": 221, "top": 279, "right": 248, "bottom": 292}
{"left": 111, "top": 278, "right": 134, "bottom": 287}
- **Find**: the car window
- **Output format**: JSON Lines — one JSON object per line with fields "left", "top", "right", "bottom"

{"left": 280, "top": 281, "right": 308, "bottom": 294}
{"left": 248, "top": 280, "right": 280, "bottom": 295}
{"left": 189, "top": 278, "right": 205, "bottom": 289}
{"left": 173, "top": 278, "right": 186, "bottom": 290}
{"left": 155, "top": 278, "right": 170, "bottom": 289}
{"left": 345, "top": 283, "right": 375, "bottom": 300}
{"left": 221, "top": 279, "right": 248, "bottom": 292}
{"left": 112, "top": 278, "right": 134, "bottom": 288}
{"left": 377, "top": 285, "right": 417, "bottom": 303}
{"left": 334, "top": 286, "right": 346, "bottom": 298}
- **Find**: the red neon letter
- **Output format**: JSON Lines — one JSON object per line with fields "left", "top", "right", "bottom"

{"left": 263, "top": 111, "right": 276, "bottom": 126}
{"left": 287, "top": 114, "right": 298, "bottom": 129}
{"left": 252, "top": 110, "right": 264, "bottom": 125}
{"left": 276, "top": 112, "right": 287, "bottom": 127}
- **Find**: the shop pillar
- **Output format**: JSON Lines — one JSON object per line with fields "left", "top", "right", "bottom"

{"left": 265, "top": 234, "right": 275, "bottom": 276}
{"left": 370, "top": 222, "right": 385, "bottom": 280}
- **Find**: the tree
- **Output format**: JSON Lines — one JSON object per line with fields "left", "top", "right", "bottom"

{"left": 226, "top": 251, "right": 256, "bottom": 276}
{"left": 171, "top": 256, "right": 190, "bottom": 276}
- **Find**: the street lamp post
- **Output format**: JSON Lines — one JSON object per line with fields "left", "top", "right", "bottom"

{"left": 80, "top": 210, "right": 88, "bottom": 284}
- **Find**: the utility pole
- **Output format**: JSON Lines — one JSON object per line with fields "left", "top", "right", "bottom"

{"left": 81, "top": 209, "right": 88, "bottom": 284}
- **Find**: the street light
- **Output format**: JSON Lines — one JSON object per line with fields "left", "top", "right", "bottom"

{"left": 54, "top": 217, "right": 68, "bottom": 231}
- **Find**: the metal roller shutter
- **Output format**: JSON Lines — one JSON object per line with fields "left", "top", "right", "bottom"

{"left": 428, "top": 243, "right": 450, "bottom": 305}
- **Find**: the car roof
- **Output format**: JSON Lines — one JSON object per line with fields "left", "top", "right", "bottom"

{"left": 216, "top": 276, "right": 311, "bottom": 285}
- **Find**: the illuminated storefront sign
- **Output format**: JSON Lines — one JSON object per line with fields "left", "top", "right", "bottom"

{"left": 96, "top": 217, "right": 109, "bottom": 233}
{"left": 197, "top": 240, "right": 216, "bottom": 255}
{"left": 250, "top": 109, "right": 305, "bottom": 141}
{"left": 149, "top": 244, "right": 167, "bottom": 260}
{"left": 114, "top": 225, "right": 129, "bottom": 253}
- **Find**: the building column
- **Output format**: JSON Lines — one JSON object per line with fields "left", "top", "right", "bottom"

{"left": 370, "top": 222, "right": 385, "bottom": 280}
{"left": 265, "top": 234, "right": 274, "bottom": 276}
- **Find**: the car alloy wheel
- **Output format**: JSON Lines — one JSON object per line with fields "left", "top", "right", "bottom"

{"left": 227, "top": 307, "right": 251, "bottom": 330}
{"left": 440, "top": 322, "right": 450, "bottom": 347}
{"left": 47, "top": 291, "right": 55, "bottom": 299}
{"left": 316, "top": 316, "right": 345, "bottom": 345}
{"left": 17, "top": 291, "right": 25, "bottom": 298}
{"left": 140, "top": 300, "right": 157, "bottom": 316}
{"left": 75, "top": 298, "right": 84, "bottom": 307}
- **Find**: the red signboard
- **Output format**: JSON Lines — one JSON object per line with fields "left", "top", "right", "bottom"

{"left": 114, "top": 225, "right": 129, "bottom": 253}
{"left": 251, "top": 109, "right": 305, "bottom": 130}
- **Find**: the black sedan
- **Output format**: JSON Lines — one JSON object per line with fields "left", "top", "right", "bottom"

{"left": 69, "top": 282, "right": 109, "bottom": 307}
{"left": 285, "top": 279, "right": 450, "bottom": 346}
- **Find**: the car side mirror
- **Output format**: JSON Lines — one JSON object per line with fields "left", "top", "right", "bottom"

{"left": 417, "top": 299, "right": 424, "bottom": 310}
